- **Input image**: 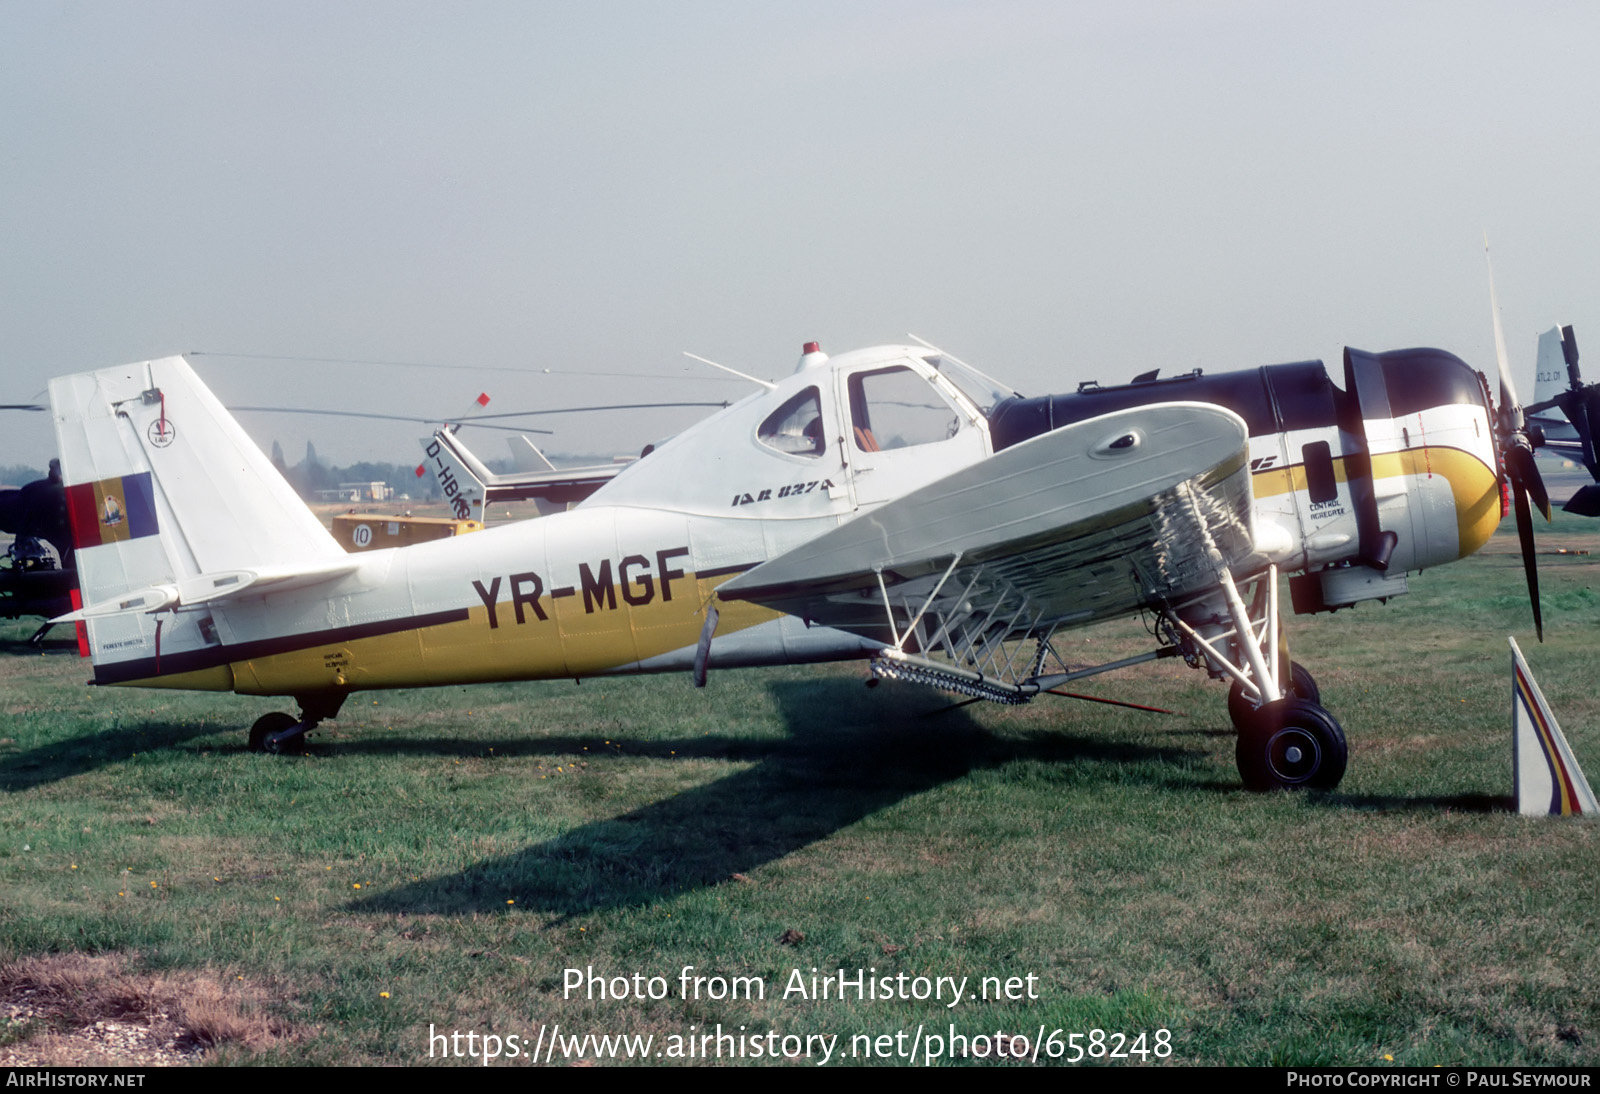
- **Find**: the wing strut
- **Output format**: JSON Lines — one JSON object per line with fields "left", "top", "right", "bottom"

{"left": 876, "top": 551, "right": 964, "bottom": 650}
{"left": 1156, "top": 563, "right": 1283, "bottom": 703}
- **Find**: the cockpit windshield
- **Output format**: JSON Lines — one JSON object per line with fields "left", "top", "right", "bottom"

{"left": 921, "top": 354, "right": 1017, "bottom": 418}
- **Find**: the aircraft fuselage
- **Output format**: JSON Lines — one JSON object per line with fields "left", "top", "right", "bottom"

{"left": 55, "top": 345, "right": 1501, "bottom": 712}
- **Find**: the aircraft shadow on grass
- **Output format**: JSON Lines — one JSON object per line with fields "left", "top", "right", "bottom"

{"left": 350, "top": 677, "right": 1205, "bottom": 920}
{"left": 0, "top": 719, "right": 222, "bottom": 792}
{"left": 0, "top": 635, "right": 78, "bottom": 656}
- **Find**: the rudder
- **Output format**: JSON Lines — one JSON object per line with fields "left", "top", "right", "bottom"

{"left": 49, "top": 356, "right": 347, "bottom": 681}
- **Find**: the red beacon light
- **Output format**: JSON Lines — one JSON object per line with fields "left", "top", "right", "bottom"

{"left": 796, "top": 341, "right": 828, "bottom": 372}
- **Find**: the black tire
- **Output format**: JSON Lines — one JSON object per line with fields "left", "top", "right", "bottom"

{"left": 1228, "top": 661, "right": 1320, "bottom": 730}
{"left": 248, "top": 712, "right": 304, "bottom": 755}
{"left": 1235, "top": 698, "right": 1347, "bottom": 791}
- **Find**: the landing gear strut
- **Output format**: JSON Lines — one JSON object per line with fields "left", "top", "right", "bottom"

{"left": 246, "top": 692, "right": 346, "bottom": 755}
{"left": 1228, "top": 660, "right": 1321, "bottom": 728}
{"left": 1166, "top": 562, "right": 1349, "bottom": 792}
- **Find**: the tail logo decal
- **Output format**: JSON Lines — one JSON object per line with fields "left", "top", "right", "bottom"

{"left": 66, "top": 472, "right": 159, "bottom": 548}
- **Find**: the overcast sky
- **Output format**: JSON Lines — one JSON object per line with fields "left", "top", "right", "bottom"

{"left": 4, "top": 1, "right": 1597, "bottom": 472}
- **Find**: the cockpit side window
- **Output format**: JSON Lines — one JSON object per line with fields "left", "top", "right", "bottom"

{"left": 849, "top": 366, "right": 963, "bottom": 452}
{"left": 758, "top": 387, "right": 826, "bottom": 458}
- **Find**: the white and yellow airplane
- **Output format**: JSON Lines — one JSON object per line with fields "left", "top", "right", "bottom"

{"left": 48, "top": 333, "right": 1567, "bottom": 790}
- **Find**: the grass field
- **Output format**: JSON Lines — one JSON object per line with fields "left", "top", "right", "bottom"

{"left": 2, "top": 515, "right": 1597, "bottom": 1066}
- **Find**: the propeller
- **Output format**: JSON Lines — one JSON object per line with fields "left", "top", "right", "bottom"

{"left": 1484, "top": 238, "right": 1551, "bottom": 640}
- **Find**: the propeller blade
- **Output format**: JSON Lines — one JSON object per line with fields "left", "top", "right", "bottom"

{"left": 1484, "top": 235, "right": 1521, "bottom": 429}
{"left": 1504, "top": 442, "right": 1552, "bottom": 522}
{"left": 1511, "top": 482, "right": 1544, "bottom": 642}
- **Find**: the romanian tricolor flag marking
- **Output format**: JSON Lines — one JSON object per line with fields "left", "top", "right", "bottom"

{"left": 65, "top": 471, "right": 159, "bottom": 549}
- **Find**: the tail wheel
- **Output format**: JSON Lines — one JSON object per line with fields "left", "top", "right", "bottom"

{"left": 248, "top": 712, "right": 305, "bottom": 755}
{"left": 1228, "top": 661, "right": 1320, "bottom": 730}
{"left": 1236, "top": 698, "right": 1347, "bottom": 791}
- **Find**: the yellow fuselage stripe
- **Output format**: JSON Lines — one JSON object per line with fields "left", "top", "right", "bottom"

{"left": 112, "top": 572, "right": 781, "bottom": 695}
{"left": 1250, "top": 446, "right": 1500, "bottom": 560}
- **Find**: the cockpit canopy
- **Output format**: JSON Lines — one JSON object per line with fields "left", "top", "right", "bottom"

{"left": 587, "top": 344, "right": 1003, "bottom": 516}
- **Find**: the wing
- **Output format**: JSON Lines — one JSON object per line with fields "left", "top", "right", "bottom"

{"left": 716, "top": 402, "right": 1255, "bottom": 652}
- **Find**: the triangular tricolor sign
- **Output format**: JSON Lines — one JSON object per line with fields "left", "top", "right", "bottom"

{"left": 1510, "top": 637, "right": 1598, "bottom": 817}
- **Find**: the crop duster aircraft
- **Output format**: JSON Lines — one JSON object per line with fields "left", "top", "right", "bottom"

{"left": 47, "top": 325, "right": 1595, "bottom": 791}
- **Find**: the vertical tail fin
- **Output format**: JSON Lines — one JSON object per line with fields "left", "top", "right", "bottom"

{"left": 417, "top": 430, "right": 488, "bottom": 521}
{"left": 1533, "top": 327, "right": 1571, "bottom": 427}
{"left": 49, "top": 356, "right": 346, "bottom": 680}
{"left": 507, "top": 435, "right": 557, "bottom": 473}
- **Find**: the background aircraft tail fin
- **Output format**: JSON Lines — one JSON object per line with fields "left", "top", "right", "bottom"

{"left": 508, "top": 434, "right": 557, "bottom": 472}
{"left": 416, "top": 430, "right": 487, "bottom": 520}
{"left": 1534, "top": 327, "right": 1571, "bottom": 424}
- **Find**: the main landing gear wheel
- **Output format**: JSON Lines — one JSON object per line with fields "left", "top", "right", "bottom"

{"left": 1228, "top": 661, "right": 1320, "bottom": 730}
{"left": 1235, "top": 698, "right": 1347, "bottom": 792}
{"left": 248, "top": 712, "right": 306, "bottom": 755}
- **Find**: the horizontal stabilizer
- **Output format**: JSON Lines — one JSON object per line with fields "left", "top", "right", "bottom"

{"left": 53, "top": 559, "right": 362, "bottom": 623}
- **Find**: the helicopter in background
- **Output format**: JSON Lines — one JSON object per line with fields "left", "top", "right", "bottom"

{"left": 0, "top": 454, "right": 76, "bottom": 641}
